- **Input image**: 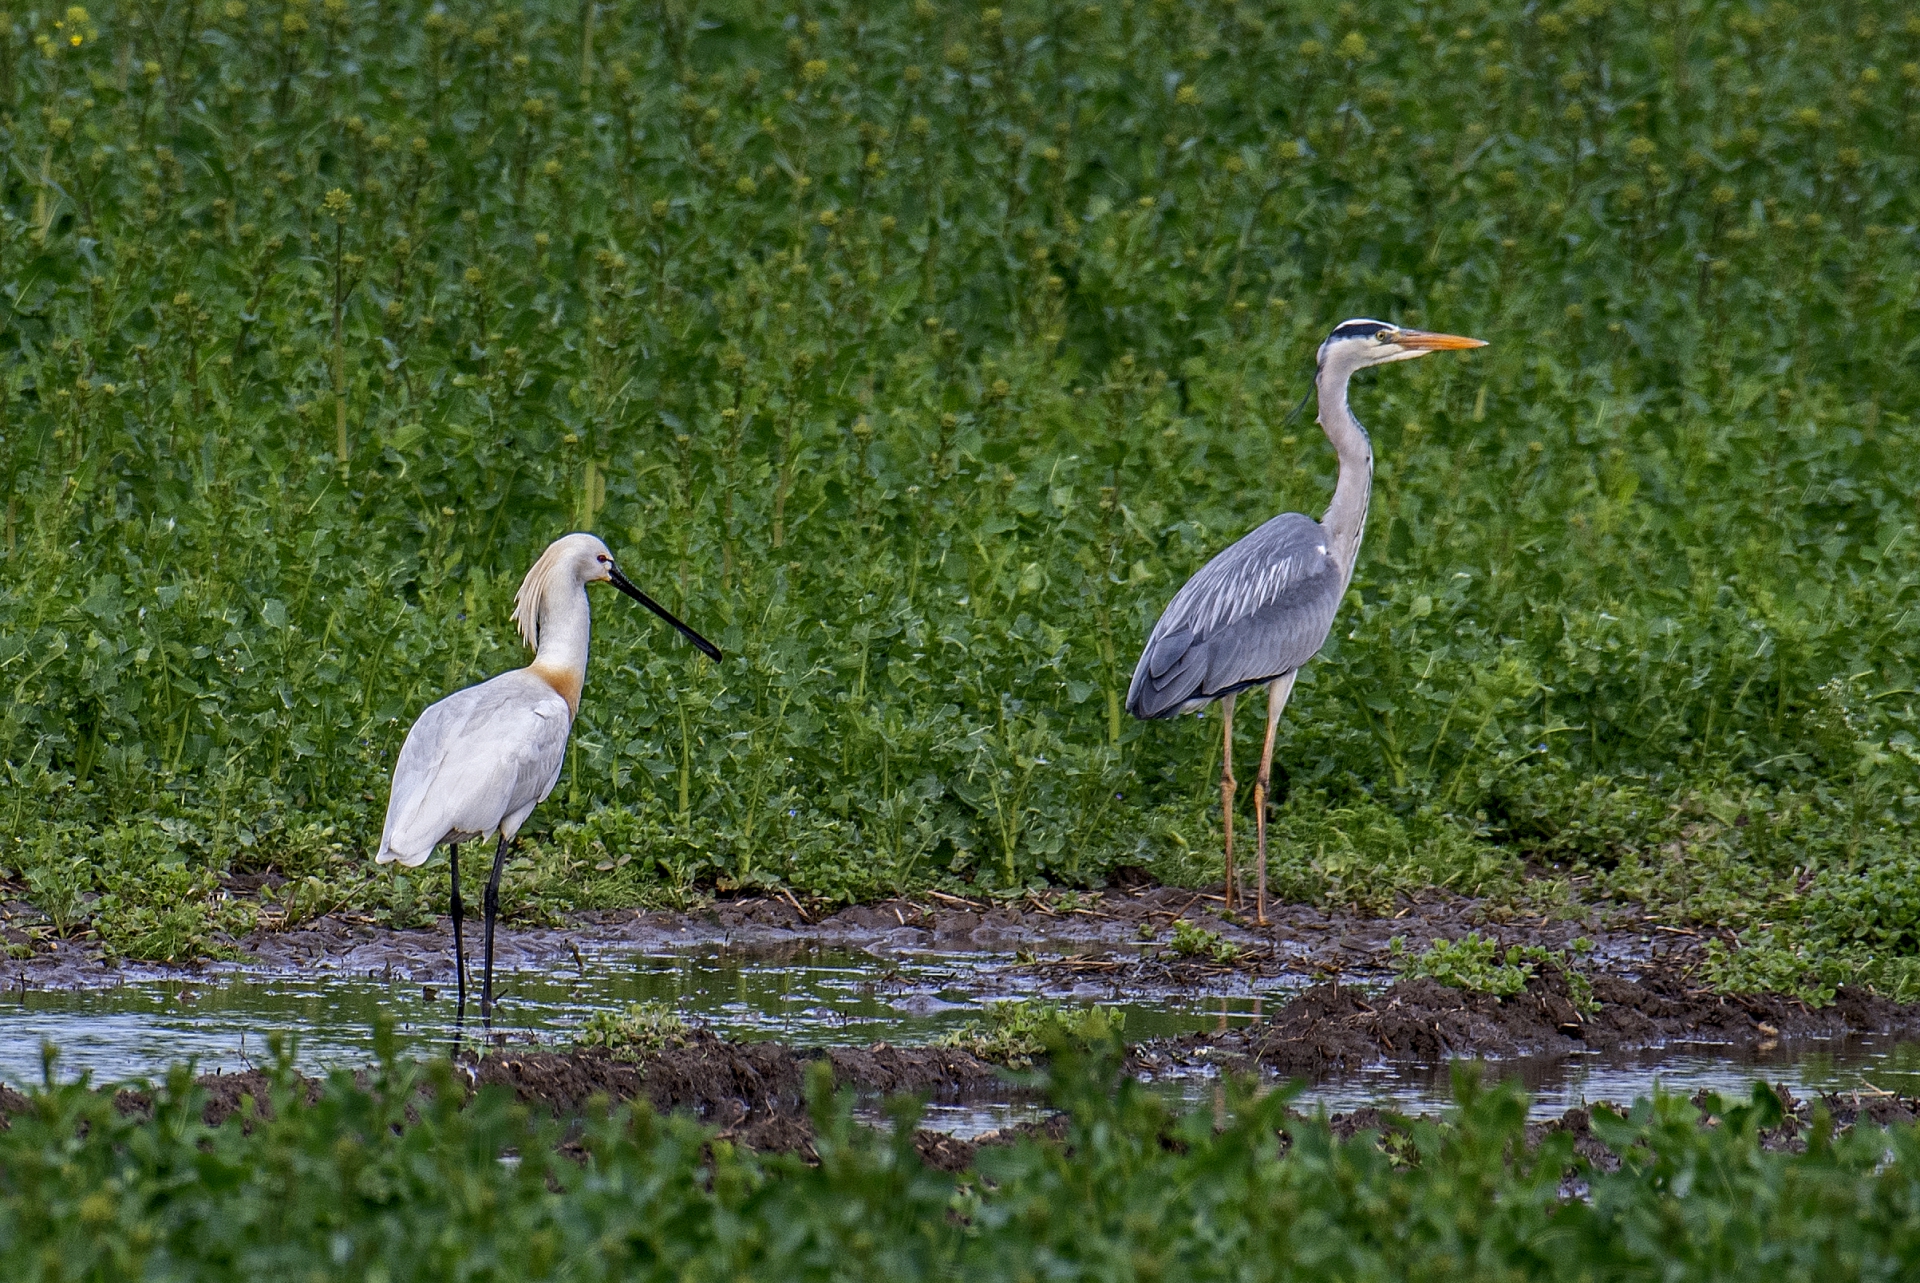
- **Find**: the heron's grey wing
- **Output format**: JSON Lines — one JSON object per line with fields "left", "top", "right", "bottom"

{"left": 1126, "top": 512, "right": 1345, "bottom": 719}
{"left": 377, "top": 671, "right": 572, "bottom": 865}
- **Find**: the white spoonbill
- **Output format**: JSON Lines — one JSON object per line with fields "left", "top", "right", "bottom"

{"left": 376, "top": 532, "right": 721, "bottom": 1032}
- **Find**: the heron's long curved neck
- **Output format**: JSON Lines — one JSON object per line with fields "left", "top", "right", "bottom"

{"left": 528, "top": 586, "right": 590, "bottom": 716}
{"left": 1315, "top": 361, "right": 1374, "bottom": 585}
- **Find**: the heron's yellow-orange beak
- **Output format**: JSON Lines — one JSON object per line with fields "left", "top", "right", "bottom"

{"left": 1394, "top": 329, "right": 1487, "bottom": 351}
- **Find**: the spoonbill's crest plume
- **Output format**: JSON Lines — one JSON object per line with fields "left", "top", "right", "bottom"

{"left": 511, "top": 532, "right": 609, "bottom": 653}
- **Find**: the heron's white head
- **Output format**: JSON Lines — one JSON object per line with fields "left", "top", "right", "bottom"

{"left": 1316, "top": 318, "right": 1487, "bottom": 379}
{"left": 512, "top": 533, "right": 615, "bottom": 652}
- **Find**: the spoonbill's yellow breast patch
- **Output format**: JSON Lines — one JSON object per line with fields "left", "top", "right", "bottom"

{"left": 528, "top": 660, "right": 583, "bottom": 717}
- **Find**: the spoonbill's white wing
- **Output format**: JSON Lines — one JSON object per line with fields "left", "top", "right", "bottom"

{"left": 377, "top": 669, "right": 573, "bottom": 866}
{"left": 1127, "top": 511, "right": 1345, "bottom": 720}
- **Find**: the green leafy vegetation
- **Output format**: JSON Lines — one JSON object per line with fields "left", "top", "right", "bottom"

{"left": 1393, "top": 933, "right": 1536, "bottom": 996}
{"left": 2, "top": 0, "right": 1919, "bottom": 995}
{"left": 1390, "top": 932, "right": 1594, "bottom": 1010}
{"left": 10, "top": 1037, "right": 1920, "bottom": 1278}
{"left": 935, "top": 998, "right": 1123, "bottom": 1068}
{"left": 1168, "top": 917, "right": 1242, "bottom": 963}
{"left": 572, "top": 998, "right": 690, "bottom": 1059}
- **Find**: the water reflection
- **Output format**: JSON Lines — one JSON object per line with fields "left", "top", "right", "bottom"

{"left": 3, "top": 946, "right": 1917, "bottom": 1140}
{"left": 0, "top": 946, "right": 1247, "bottom": 1084}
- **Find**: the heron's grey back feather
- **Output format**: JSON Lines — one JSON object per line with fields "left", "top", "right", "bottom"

{"left": 1126, "top": 512, "right": 1345, "bottom": 719}
{"left": 376, "top": 668, "right": 572, "bottom": 865}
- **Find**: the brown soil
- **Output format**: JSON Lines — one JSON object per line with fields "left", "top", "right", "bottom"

{"left": 12, "top": 879, "right": 1920, "bottom": 1123}
{"left": 0, "top": 1035, "right": 1019, "bottom": 1169}
{"left": 467, "top": 1032, "right": 1010, "bottom": 1162}
{"left": 0, "top": 883, "right": 1664, "bottom": 995}
{"left": 110, "top": 1069, "right": 322, "bottom": 1126}
{"left": 1135, "top": 962, "right": 1920, "bottom": 1078}
{"left": 8, "top": 1028, "right": 1918, "bottom": 1174}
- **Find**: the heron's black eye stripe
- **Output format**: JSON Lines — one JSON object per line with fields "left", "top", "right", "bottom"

{"left": 1329, "top": 321, "right": 1391, "bottom": 341}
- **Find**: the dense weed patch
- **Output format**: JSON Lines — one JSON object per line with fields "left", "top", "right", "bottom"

{"left": 1391, "top": 931, "right": 1596, "bottom": 1008}
{"left": 8, "top": 1037, "right": 1920, "bottom": 1279}
{"left": 934, "top": 997, "right": 1123, "bottom": 1066}
{"left": 573, "top": 998, "right": 691, "bottom": 1058}
{"left": 1, "top": 0, "right": 1919, "bottom": 988}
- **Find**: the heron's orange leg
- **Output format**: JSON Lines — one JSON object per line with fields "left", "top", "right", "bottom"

{"left": 1253, "top": 672, "right": 1298, "bottom": 927}
{"left": 1219, "top": 693, "right": 1238, "bottom": 911}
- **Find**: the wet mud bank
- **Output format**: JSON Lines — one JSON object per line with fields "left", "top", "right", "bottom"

{"left": 469, "top": 1032, "right": 1012, "bottom": 1163}
{"left": 0, "top": 1035, "right": 1022, "bottom": 1171}
{"left": 11, "top": 1036, "right": 1919, "bottom": 1175}
{"left": 1134, "top": 965, "right": 1920, "bottom": 1078}
{"left": 10, "top": 884, "right": 1920, "bottom": 1089}
{"left": 3, "top": 884, "right": 1671, "bottom": 992}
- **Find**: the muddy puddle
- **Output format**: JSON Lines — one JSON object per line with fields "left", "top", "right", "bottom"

{"left": 7, "top": 890, "right": 1920, "bottom": 1136}
{"left": 1, "top": 943, "right": 1267, "bottom": 1082}
{"left": 8, "top": 941, "right": 1920, "bottom": 1134}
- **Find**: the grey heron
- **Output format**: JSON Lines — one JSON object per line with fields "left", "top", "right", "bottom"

{"left": 1127, "top": 319, "right": 1486, "bottom": 924}
{"left": 376, "top": 532, "right": 721, "bottom": 1035}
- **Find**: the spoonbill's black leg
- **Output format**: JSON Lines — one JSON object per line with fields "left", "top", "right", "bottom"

{"left": 449, "top": 842, "right": 467, "bottom": 1049}
{"left": 481, "top": 833, "right": 510, "bottom": 1028}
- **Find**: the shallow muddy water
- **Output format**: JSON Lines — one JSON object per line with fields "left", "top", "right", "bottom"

{"left": 7, "top": 942, "right": 1920, "bottom": 1134}
{"left": 0, "top": 944, "right": 1264, "bottom": 1083}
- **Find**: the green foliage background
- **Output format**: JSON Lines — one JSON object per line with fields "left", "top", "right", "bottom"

{"left": 10, "top": 1040, "right": 1920, "bottom": 1280}
{"left": 3, "top": 0, "right": 1920, "bottom": 975}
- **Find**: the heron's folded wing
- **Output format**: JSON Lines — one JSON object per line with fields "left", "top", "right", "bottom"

{"left": 1126, "top": 512, "right": 1345, "bottom": 719}
{"left": 378, "top": 673, "right": 572, "bottom": 862}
